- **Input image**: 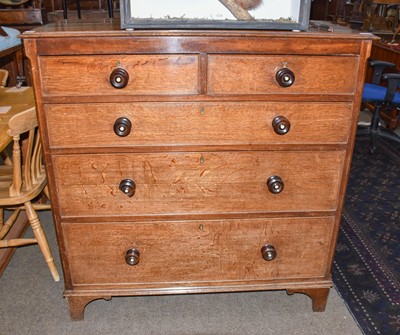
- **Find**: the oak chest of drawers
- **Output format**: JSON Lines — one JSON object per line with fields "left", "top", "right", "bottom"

{"left": 22, "top": 23, "right": 374, "bottom": 320}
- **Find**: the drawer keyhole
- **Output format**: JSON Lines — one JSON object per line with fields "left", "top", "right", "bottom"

{"left": 114, "top": 117, "right": 132, "bottom": 137}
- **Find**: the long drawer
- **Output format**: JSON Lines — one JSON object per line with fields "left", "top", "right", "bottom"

{"left": 45, "top": 102, "right": 353, "bottom": 149}
{"left": 64, "top": 217, "right": 333, "bottom": 285}
{"left": 39, "top": 54, "right": 199, "bottom": 97}
{"left": 52, "top": 151, "right": 345, "bottom": 218}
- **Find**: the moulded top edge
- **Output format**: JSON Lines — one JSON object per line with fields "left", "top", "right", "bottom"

{"left": 20, "top": 21, "right": 379, "bottom": 41}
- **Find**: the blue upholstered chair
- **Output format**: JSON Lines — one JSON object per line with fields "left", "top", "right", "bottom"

{"left": 357, "top": 60, "right": 400, "bottom": 153}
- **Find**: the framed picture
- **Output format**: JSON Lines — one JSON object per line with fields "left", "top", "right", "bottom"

{"left": 120, "top": 0, "right": 312, "bottom": 31}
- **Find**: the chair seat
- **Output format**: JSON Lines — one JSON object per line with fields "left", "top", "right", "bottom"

{"left": 362, "top": 83, "right": 400, "bottom": 104}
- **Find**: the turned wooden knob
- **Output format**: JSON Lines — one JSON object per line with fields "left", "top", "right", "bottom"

{"left": 276, "top": 68, "right": 295, "bottom": 87}
{"left": 110, "top": 68, "right": 129, "bottom": 89}
{"left": 261, "top": 244, "right": 277, "bottom": 261}
{"left": 114, "top": 117, "right": 132, "bottom": 137}
{"left": 119, "top": 179, "right": 136, "bottom": 197}
{"left": 272, "top": 116, "right": 291, "bottom": 135}
{"left": 266, "top": 175, "right": 284, "bottom": 194}
{"left": 125, "top": 248, "right": 140, "bottom": 266}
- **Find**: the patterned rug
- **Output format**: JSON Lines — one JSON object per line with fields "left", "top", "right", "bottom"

{"left": 333, "top": 137, "right": 400, "bottom": 335}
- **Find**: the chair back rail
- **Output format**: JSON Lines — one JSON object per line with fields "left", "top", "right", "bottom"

{"left": 7, "top": 107, "right": 39, "bottom": 197}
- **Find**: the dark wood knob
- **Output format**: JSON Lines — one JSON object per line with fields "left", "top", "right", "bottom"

{"left": 114, "top": 117, "right": 132, "bottom": 137}
{"left": 266, "top": 175, "right": 284, "bottom": 194}
{"left": 110, "top": 68, "right": 129, "bottom": 89}
{"left": 125, "top": 248, "right": 140, "bottom": 266}
{"left": 272, "top": 116, "right": 291, "bottom": 135}
{"left": 119, "top": 179, "right": 136, "bottom": 197}
{"left": 261, "top": 244, "right": 277, "bottom": 261}
{"left": 276, "top": 68, "right": 295, "bottom": 87}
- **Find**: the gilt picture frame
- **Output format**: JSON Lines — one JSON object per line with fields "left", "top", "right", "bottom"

{"left": 120, "top": 0, "right": 312, "bottom": 31}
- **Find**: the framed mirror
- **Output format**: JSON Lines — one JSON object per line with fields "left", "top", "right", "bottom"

{"left": 120, "top": 0, "right": 312, "bottom": 31}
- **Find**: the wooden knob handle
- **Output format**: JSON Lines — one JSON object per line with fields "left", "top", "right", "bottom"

{"left": 272, "top": 116, "right": 290, "bottom": 135}
{"left": 261, "top": 244, "right": 277, "bottom": 261}
{"left": 276, "top": 68, "right": 295, "bottom": 87}
{"left": 110, "top": 68, "right": 129, "bottom": 89}
{"left": 266, "top": 175, "right": 284, "bottom": 194}
{"left": 114, "top": 117, "right": 132, "bottom": 137}
{"left": 125, "top": 248, "right": 140, "bottom": 266}
{"left": 119, "top": 179, "right": 136, "bottom": 197}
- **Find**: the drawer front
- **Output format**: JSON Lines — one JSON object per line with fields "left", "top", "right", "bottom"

{"left": 52, "top": 151, "right": 345, "bottom": 218}
{"left": 45, "top": 102, "right": 352, "bottom": 148}
{"left": 208, "top": 55, "right": 358, "bottom": 95}
{"left": 39, "top": 55, "right": 199, "bottom": 97}
{"left": 64, "top": 217, "right": 333, "bottom": 285}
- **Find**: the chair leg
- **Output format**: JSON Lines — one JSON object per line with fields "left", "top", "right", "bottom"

{"left": 76, "top": 0, "right": 81, "bottom": 19}
{"left": 0, "top": 208, "right": 21, "bottom": 239}
{"left": 369, "top": 105, "right": 382, "bottom": 154}
{"left": 107, "top": 0, "right": 113, "bottom": 18}
{"left": 24, "top": 201, "right": 60, "bottom": 282}
{"left": 63, "top": 0, "right": 68, "bottom": 19}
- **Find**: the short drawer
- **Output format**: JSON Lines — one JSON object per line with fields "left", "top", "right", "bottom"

{"left": 45, "top": 102, "right": 353, "bottom": 148}
{"left": 52, "top": 151, "right": 345, "bottom": 218}
{"left": 208, "top": 55, "right": 358, "bottom": 95}
{"left": 39, "top": 54, "right": 199, "bottom": 97}
{"left": 64, "top": 217, "right": 333, "bottom": 285}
